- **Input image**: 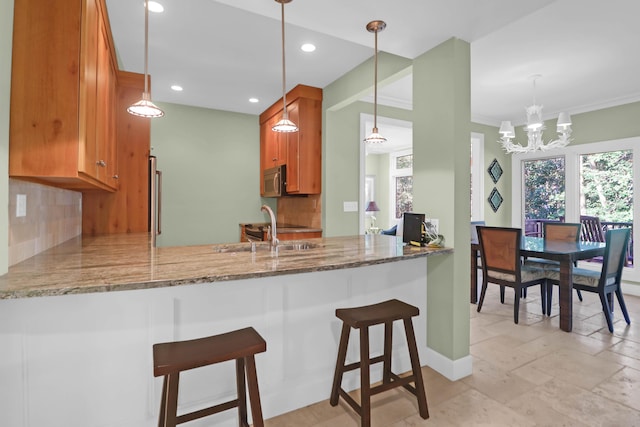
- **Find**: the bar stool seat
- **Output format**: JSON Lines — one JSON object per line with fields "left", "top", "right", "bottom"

{"left": 153, "top": 327, "right": 266, "bottom": 427}
{"left": 330, "top": 299, "right": 429, "bottom": 427}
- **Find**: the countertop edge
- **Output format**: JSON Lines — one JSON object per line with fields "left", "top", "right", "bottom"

{"left": 0, "top": 235, "right": 452, "bottom": 300}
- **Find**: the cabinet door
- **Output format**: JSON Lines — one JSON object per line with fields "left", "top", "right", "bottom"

{"left": 79, "top": 0, "right": 100, "bottom": 180}
{"left": 285, "top": 101, "right": 300, "bottom": 192}
{"left": 286, "top": 98, "right": 321, "bottom": 194}
{"left": 95, "top": 15, "right": 117, "bottom": 186}
{"left": 264, "top": 114, "right": 287, "bottom": 168}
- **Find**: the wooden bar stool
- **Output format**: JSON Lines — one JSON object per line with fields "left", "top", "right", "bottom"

{"left": 153, "top": 327, "right": 266, "bottom": 427}
{"left": 330, "top": 299, "right": 429, "bottom": 427}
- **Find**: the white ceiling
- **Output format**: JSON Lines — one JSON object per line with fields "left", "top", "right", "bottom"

{"left": 105, "top": 0, "right": 640, "bottom": 127}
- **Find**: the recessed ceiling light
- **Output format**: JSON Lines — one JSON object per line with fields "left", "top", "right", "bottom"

{"left": 301, "top": 43, "right": 316, "bottom": 52}
{"left": 148, "top": 1, "right": 164, "bottom": 13}
{"left": 171, "top": 85, "right": 183, "bottom": 91}
{"left": 249, "top": 98, "right": 259, "bottom": 103}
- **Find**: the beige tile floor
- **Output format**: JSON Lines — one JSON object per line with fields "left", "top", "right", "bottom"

{"left": 265, "top": 285, "right": 640, "bottom": 426}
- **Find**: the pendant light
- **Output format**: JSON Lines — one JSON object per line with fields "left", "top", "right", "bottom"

{"left": 128, "top": 0, "right": 164, "bottom": 118}
{"left": 364, "top": 20, "right": 386, "bottom": 144}
{"left": 272, "top": 0, "right": 298, "bottom": 133}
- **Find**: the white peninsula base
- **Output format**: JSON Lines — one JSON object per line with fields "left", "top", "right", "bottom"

{"left": 0, "top": 258, "right": 428, "bottom": 427}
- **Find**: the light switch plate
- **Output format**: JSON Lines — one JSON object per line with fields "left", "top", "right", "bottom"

{"left": 16, "top": 194, "right": 27, "bottom": 217}
{"left": 343, "top": 201, "right": 358, "bottom": 212}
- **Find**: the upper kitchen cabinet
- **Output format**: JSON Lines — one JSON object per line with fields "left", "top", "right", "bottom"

{"left": 9, "top": 0, "right": 118, "bottom": 192}
{"left": 259, "top": 85, "right": 322, "bottom": 196}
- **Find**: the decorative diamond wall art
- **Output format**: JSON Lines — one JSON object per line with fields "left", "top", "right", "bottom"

{"left": 487, "top": 158, "right": 503, "bottom": 184}
{"left": 488, "top": 187, "right": 503, "bottom": 212}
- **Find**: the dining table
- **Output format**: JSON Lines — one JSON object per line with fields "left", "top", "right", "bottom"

{"left": 471, "top": 236, "right": 607, "bottom": 332}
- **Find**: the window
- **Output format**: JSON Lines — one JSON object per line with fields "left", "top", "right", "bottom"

{"left": 391, "top": 150, "right": 413, "bottom": 219}
{"left": 523, "top": 157, "right": 565, "bottom": 236}
{"left": 512, "top": 137, "right": 638, "bottom": 279}
{"left": 580, "top": 150, "right": 632, "bottom": 223}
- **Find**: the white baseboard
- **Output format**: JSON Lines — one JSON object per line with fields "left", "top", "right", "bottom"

{"left": 425, "top": 347, "right": 472, "bottom": 381}
{"left": 623, "top": 281, "right": 640, "bottom": 297}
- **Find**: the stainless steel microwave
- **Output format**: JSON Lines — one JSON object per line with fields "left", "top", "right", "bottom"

{"left": 263, "top": 165, "right": 287, "bottom": 197}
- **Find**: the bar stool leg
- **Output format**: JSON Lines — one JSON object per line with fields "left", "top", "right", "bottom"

{"left": 158, "top": 376, "right": 168, "bottom": 427}
{"left": 403, "top": 318, "right": 429, "bottom": 419}
{"left": 330, "top": 323, "right": 351, "bottom": 406}
{"left": 160, "top": 373, "right": 179, "bottom": 427}
{"left": 245, "top": 355, "right": 264, "bottom": 427}
{"left": 382, "top": 321, "right": 392, "bottom": 385}
{"left": 236, "top": 358, "right": 247, "bottom": 427}
{"left": 359, "top": 326, "right": 371, "bottom": 427}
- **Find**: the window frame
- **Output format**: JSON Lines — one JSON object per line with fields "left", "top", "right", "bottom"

{"left": 389, "top": 148, "right": 413, "bottom": 220}
{"left": 511, "top": 136, "right": 639, "bottom": 281}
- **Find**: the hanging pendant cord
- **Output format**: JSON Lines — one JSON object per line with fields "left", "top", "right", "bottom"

{"left": 373, "top": 28, "right": 378, "bottom": 130}
{"left": 143, "top": 0, "right": 150, "bottom": 95}
{"left": 280, "top": 1, "right": 288, "bottom": 119}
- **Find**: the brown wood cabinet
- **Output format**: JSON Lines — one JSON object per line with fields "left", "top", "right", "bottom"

{"left": 9, "top": 0, "right": 119, "bottom": 192}
{"left": 82, "top": 72, "right": 151, "bottom": 235}
{"left": 259, "top": 85, "right": 322, "bottom": 196}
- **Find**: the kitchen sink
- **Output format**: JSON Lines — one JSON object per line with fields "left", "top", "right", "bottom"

{"left": 277, "top": 242, "right": 319, "bottom": 251}
{"left": 213, "top": 241, "right": 321, "bottom": 253}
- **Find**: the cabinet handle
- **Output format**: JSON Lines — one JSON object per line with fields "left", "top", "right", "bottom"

{"left": 113, "top": 175, "right": 119, "bottom": 180}
{"left": 96, "top": 160, "right": 106, "bottom": 167}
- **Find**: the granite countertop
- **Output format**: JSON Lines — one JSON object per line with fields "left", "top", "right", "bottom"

{"left": 0, "top": 234, "right": 452, "bottom": 299}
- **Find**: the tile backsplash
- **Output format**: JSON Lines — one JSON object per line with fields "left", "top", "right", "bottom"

{"left": 277, "top": 194, "right": 322, "bottom": 229}
{"left": 8, "top": 179, "right": 82, "bottom": 266}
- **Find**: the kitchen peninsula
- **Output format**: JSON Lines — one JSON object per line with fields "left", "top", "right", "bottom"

{"left": 0, "top": 234, "right": 450, "bottom": 427}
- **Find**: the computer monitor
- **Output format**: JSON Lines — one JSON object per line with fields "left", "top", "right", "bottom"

{"left": 402, "top": 212, "right": 425, "bottom": 244}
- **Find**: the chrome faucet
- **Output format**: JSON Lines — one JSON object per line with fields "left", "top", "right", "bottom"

{"left": 261, "top": 205, "right": 278, "bottom": 247}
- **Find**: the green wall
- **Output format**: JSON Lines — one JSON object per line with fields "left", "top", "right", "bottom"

{"left": 563, "top": 102, "right": 640, "bottom": 145}
{"left": 413, "top": 38, "right": 471, "bottom": 361}
{"left": 323, "top": 40, "right": 472, "bottom": 363}
{"left": 471, "top": 122, "right": 511, "bottom": 226}
{"left": 0, "top": 0, "right": 13, "bottom": 275}
{"left": 324, "top": 102, "right": 365, "bottom": 236}
{"left": 150, "top": 102, "right": 272, "bottom": 246}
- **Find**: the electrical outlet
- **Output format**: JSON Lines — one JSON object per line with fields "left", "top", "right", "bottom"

{"left": 343, "top": 201, "right": 358, "bottom": 212}
{"left": 427, "top": 218, "right": 439, "bottom": 233}
{"left": 16, "top": 194, "right": 27, "bottom": 217}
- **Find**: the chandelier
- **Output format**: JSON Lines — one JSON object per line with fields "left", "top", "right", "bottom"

{"left": 499, "top": 76, "right": 572, "bottom": 153}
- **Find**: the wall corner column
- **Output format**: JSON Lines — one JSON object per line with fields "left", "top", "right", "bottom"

{"left": 412, "top": 37, "right": 471, "bottom": 379}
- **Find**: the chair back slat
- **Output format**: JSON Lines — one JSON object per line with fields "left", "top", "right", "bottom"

{"left": 543, "top": 222, "right": 581, "bottom": 242}
{"left": 580, "top": 215, "right": 605, "bottom": 242}
{"left": 477, "top": 227, "right": 520, "bottom": 274}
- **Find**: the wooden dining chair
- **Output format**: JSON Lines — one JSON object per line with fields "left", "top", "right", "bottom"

{"left": 476, "top": 226, "right": 547, "bottom": 323}
{"left": 524, "top": 222, "right": 584, "bottom": 313}
{"left": 546, "top": 228, "right": 631, "bottom": 332}
{"left": 580, "top": 215, "right": 605, "bottom": 242}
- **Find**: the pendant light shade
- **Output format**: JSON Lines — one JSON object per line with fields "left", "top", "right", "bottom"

{"left": 128, "top": 92, "right": 164, "bottom": 118}
{"left": 364, "top": 20, "right": 386, "bottom": 144}
{"left": 272, "top": 0, "right": 298, "bottom": 133}
{"left": 127, "top": 0, "right": 164, "bottom": 118}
